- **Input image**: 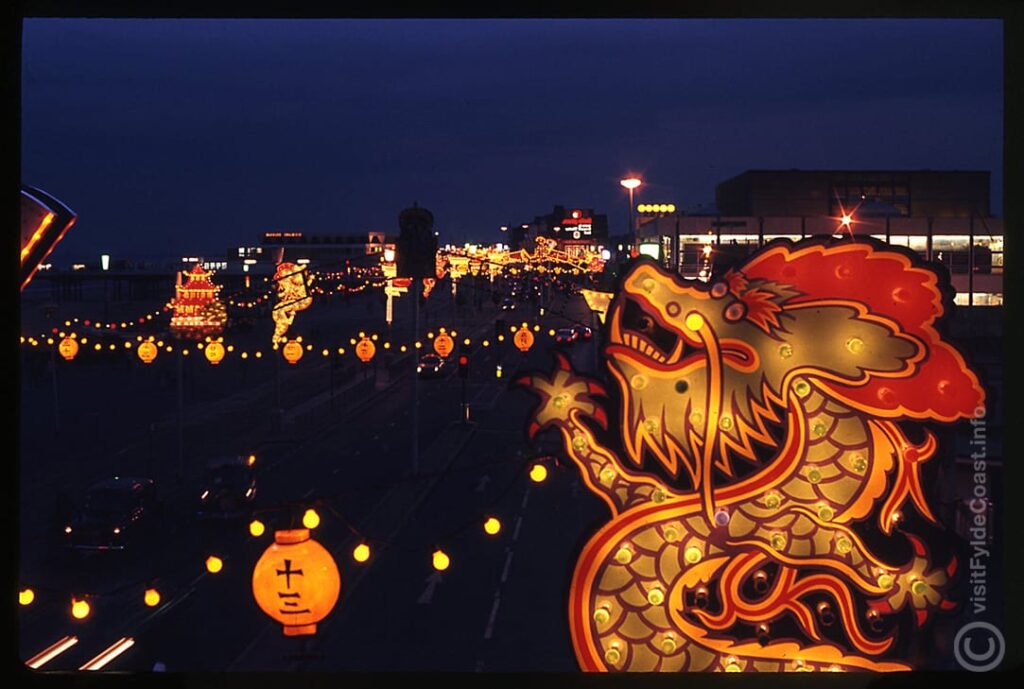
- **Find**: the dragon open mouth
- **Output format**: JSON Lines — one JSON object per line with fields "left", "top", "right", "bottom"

{"left": 612, "top": 297, "right": 692, "bottom": 366}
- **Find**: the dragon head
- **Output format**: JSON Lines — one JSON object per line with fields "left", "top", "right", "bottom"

{"left": 605, "top": 240, "right": 983, "bottom": 495}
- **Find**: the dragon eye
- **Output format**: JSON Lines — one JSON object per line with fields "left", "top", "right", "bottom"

{"left": 710, "top": 282, "right": 729, "bottom": 299}
{"left": 724, "top": 302, "right": 747, "bottom": 322}
{"left": 637, "top": 315, "right": 655, "bottom": 332}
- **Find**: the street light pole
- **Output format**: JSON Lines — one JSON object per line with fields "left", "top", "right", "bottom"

{"left": 620, "top": 177, "right": 642, "bottom": 248}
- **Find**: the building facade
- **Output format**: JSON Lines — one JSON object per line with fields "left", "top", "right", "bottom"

{"left": 513, "top": 206, "right": 610, "bottom": 259}
{"left": 635, "top": 170, "right": 1003, "bottom": 306}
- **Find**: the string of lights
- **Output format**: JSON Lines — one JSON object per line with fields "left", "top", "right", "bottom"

{"left": 17, "top": 449, "right": 569, "bottom": 621}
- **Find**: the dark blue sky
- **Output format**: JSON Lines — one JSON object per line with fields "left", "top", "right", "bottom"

{"left": 21, "top": 19, "right": 1003, "bottom": 262}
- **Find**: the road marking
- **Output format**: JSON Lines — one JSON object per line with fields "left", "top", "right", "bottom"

{"left": 500, "top": 549, "right": 514, "bottom": 584}
{"left": 25, "top": 636, "right": 78, "bottom": 669}
{"left": 417, "top": 571, "right": 444, "bottom": 605}
{"left": 303, "top": 487, "right": 316, "bottom": 498}
{"left": 521, "top": 489, "right": 530, "bottom": 509}
{"left": 512, "top": 515, "right": 523, "bottom": 541}
{"left": 80, "top": 637, "right": 135, "bottom": 671}
{"left": 483, "top": 595, "right": 501, "bottom": 639}
{"left": 475, "top": 475, "right": 491, "bottom": 492}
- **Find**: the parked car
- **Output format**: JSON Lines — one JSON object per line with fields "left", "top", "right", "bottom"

{"left": 417, "top": 352, "right": 448, "bottom": 379}
{"left": 501, "top": 297, "right": 516, "bottom": 311}
{"left": 554, "top": 328, "right": 579, "bottom": 345}
{"left": 198, "top": 457, "right": 257, "bottom": 519}
{"left": 63, "top": 477, "right": 163, "bottom": 551}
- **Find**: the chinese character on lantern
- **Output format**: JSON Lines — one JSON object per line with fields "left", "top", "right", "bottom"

{"left": 514, "top": 325, "right": 535, "bottom": 353}
{"left": 282, "top": 339, "right": 304, "bottom": 365}
{"left": 252, "top": 528, "right": 341, "bottom": 637}
{"left": 355, "top": 336, "right": 376, "bottom": 363}
{"left": 433, "top": 332, "right": 454, "bottom": 358}
{"left": 58, "top": 336, "right": 79, "bottom": 361}
{"left": 137, "top": 341, "right": 158, "bottom": 364}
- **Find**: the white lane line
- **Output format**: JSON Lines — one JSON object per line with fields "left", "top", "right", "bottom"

{"left": 25, "top": 636, "right": 78, "bottom": 669}
{"left": 303, "top": 487, "right": 316, "bottom": 498}
{"left": 521, "top": 489, "right": 530, "bottom": 509}
{"left": 79, "top": 637, "right": 135, "bottom": 671}
{"left": 512, "top": 515, "right": 523, "bottom": 541}
{"left": 500, "top": 549, "right": 514, "bottom": 584}
{"left": 482, "top": 595, "right": 501, "bottom": 639}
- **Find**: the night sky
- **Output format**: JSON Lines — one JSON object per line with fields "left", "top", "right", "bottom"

{"left": 21, "top": 19, "right": 1003, "bottom": 263}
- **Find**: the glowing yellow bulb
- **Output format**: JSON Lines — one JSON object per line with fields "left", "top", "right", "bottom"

{"left": 353, "top": 543, "right": 371, "bottom": 563}
{"left": 206, "top": 556, "right": 223, "bottom": 574}
{"left": 684, "top": 546, "right": 703, "bottom": 564}
{"left": 647, "top": 587, "right": 665, "bottom": 606}
{"left": 71, "top": 598, "right": 91, "bottom": 619}
{"left": 249, "top": 520, "right": 265, "bottom": 537}
{"left": 432, "top": 549, "right": 450, "bottom": 571}
{"left": 614, "top": 546, "right": 632, "bottom": 565}
{"left": 593, "top": 604, "right": 611, "bottom": 624}
{"left": 19, "top": 588, "right": 34, "bottom": 606}
{"left": 684, "top": 313, "right": 705, "bottom": 332}
{"left": 302, "top": 508, "right": 320, "bottom": 529}
{"left": 483, "top": 517, "right": 502, "bottom": 535}
{"left": 878, "top": 573, "right": 894, "bottom": 590}
{"left": 144, "top": 588, "right": 161, "bottom": 607}
{"left": 529, "top": 464, "right": 548, "bottom": 483}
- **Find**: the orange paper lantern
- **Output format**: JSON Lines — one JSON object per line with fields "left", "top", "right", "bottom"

{"left": 252, "top": 528, "right": 341, "bottom": 637}
{"left": 204, "top": 340, "right": 225, "bottom": 365}
{"left": 58, "top": 336, "right": 79, "bottom": 361}
{"left": 355, "top": 336, "right": 376, "bottom": 363}
{"left": 433, "top": 332, "right": 454, "bottom": 358}
{"left": 282, "top": 339, "right": 304, "bottom": 365}
{"left": 514, "top": 325, "right": 535, "bottom": 353}
{"left": 137, "top": 341, "right": 158, "bottom": 364}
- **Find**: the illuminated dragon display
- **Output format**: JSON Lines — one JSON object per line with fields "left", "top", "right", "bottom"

{"left": 518, "top": 239, "right": 984, "bottom": 672}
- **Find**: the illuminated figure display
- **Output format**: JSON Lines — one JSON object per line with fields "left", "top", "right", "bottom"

{"left": 272, "top": 262, "right": 314, "bottom": 345}
{"left": 169, "top": 263, "right": 224, "bottom": 339}
{"left": 518, "top": 239, "right": 983, "bottom": 672}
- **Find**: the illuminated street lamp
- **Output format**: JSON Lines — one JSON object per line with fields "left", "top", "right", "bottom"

{"left": 383, "top": 247, "right": 396, "bottom": 263}
{"left": 620, "top": 177, "right": 642, "bottom": 241}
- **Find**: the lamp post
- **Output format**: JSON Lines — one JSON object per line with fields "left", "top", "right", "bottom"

{"left": 620, "top": 177, "right": 642, "bottom": 247}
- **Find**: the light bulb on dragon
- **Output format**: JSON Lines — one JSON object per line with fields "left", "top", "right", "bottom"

{"left": 517, "top": 239, "right": 984, "bottom": 672}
